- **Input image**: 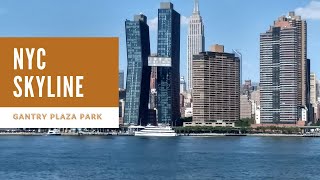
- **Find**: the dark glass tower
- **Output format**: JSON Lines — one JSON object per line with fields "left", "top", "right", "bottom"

{"left": 306, "top": 58, "right": 311, "bottom": 122}
{"left": 156, "top": 2, "right": 181, "bottom": 124}
{"left": 124, "top": 14, "right": 151, "bottom": 125}
{"left": 119, "top": 70, "right": 124, "bottom": 89}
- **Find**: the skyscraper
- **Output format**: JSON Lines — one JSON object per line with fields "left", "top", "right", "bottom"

{"left": 192, "top": 45, "right": 240, "bottom": 123}
{"left": 124, "top": 14, "right": 151, "bottom": 125}
{"left": 310, "top": 73, "right": 317, "bottom": 121}
{"left": 180, "top": 76, "right": 186, "bottom": 93}
{"left": 187, "top": 0, "right": 205, "bottom": 91}
{"left": 154, "top": 2, "right": 180, "bottom": 124}
{"left": 260, "top": 12, "right": 307, "bottom": 124}
{"left": 119, "top": 70, "right": 124, "bottom": 89}
{"left": 240, "top": 94, "right": 252, "bottom": 119}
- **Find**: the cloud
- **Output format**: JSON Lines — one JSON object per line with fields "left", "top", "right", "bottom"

{"left": 148, "top": 17, "right": 158, "bottom": 31}
{"left": 181, "top": 16, "right": 190, "bottom": 25}
{"left": 148, "top": 15, "right": 189, "bottom": 31}
{"left": 295, "top": 1, "right": 320, "bottom": 20}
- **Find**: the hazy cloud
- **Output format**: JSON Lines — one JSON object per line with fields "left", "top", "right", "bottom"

{"left": 148, "top": 17, "right": 158, "bottom": 31}
{"left": 295, "top": 1, "right": 320, "bottom": 20}
{"left": 181, "top": 16, "right": 190, "bottom": 25}
{"left": 148, "top": 15, "right": 190, "bottom": 31}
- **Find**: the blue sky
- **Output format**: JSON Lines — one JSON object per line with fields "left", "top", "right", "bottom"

{"left": 0, "top": 0, "right": 319, "bottom": 83}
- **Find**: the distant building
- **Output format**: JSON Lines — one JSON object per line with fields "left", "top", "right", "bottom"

{"left": 255, "top": 106, "right": 260, "bottom": 124}
{"left": 148, "top": 109, "right": 157, "bottom": 126}
{"left": 119, "top": 89, "right": 126, "bottom": 100}
{"left": 250, "top": 90, "right": 260, "bottom": 106}
{"left": 150, "top": 66, "right": 157, "bottom": 90}
{"left": 192, "top": 45, "right": 240, "bottom": 123}
{"left": 260, "top": 12, "right": 307, "bottom": 124}
{"left": 119, "top": 99, "right": 125, "bottom": 118}
{"left": 240, "top": 95, "right": 252, "bottom": 119}
{"left": 317, "top": 80, "right": 320, "bottom": 103}
{"left": 119, "top": 70, "right": 125, "bottom": 90}
{"left": 180, "top": 76, "right": 187, "bottom": 93}
{"left": 119, "top": 89, "right": 126, "bottom": 125}
{"left": 310, "top": 73, "right": 317, "bottom": 122}
{"left": 124, "top": 14, "right": 151, "bottom": 125}
{"left": 187, "top": 0, "right": 205, "bottom": 91}
{"left": 241, "top": 80, "right": 253, "bottom": 95}
{"left": 299, "top": 106, "right": 308, "bottom": 122}
{"left": 149, "top": 89, "right": 157, "bottom": 110}
{"left": 210, "top": 44, "right": 224, "bottom": 52}
{"left": 181, "top": 91, "right": 192, "bottom": 109}
{"left": 119, "top": 99, "right": 125, "bottom": 125}
{"left": 180, "top": 94, "right": 185, "bottom": 109}
{"left": 184, "top": 107, "right": 193, "bottom": 118}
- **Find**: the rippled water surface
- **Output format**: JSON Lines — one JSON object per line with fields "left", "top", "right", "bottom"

{"left": 0, "top": 136, "right": 319, "bottom": 180}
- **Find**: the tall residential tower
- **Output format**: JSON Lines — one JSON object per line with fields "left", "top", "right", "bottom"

{"left": 124, "top": 14, "right": 151, "bottom": 125}
{"left": 150, "top": 2, "right": 180, "bottom": 124}
{"left": 187, "top": 0, "right": 205, "bottom": 91}
{"left": 192, "top": 45, "right": 240, "bottom": 123}
{"left": 260, "top": 12, "right": 308, "bottom": 124}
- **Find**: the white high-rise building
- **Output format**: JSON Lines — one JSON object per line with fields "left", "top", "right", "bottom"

{"left": 310, "top": 73, "right": 317, "bottom": 106}
{"left": 187, "top": 0, "right": 205, "bottom": 91}
{"left": 180, "top": 76, "right": 187, "bottom": 93}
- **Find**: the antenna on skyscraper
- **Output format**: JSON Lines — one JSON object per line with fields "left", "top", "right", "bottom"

{"left": 232, "top": 49, "right": 242, "bottom": 84}
{"left": 193, "top": 0, "right": 199, "bottom": 13}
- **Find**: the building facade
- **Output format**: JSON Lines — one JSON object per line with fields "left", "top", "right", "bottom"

{"left": 260, "top": 12, "right": 307, "bottom": 124}
{"left": 119, "top": 70, "right": 125, "bottom": 90}
{"left": 187, "top": 0, "right": 205, "bottom": 91}
{"left": 180, "top": 76, "right": 186, "bottom": 93}
{"left": 310, "top": 73, "right": 317, "bottom": 121}
{"left": 192, "top": 45, "right": 240, "bottom": 123}
{"left": 240, "top": 95, "right": 252, "bottom": 119}
{"left": 155, "top": 2, "right": 181, "bottom": 124}
{"left": 124, "top": 14, "right": 151, "bottom": 125}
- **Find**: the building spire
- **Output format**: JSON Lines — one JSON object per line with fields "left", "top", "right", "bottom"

{"left": 193, "top": 0, "right": 199, "bottom": 14}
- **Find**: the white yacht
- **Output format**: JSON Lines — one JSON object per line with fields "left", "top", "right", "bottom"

{"left": 46, "top": 129, "right": 61, "bottom": 136}
{"left": 134, "top": 125, "right": 177, "bottom": 137}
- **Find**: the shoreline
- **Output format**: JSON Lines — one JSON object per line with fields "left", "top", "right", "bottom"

{"left": 0, "top": 132, "right": 311, "bottom": 137}
{"left": 178, "top": 133, "right": 303, "bottom": 137}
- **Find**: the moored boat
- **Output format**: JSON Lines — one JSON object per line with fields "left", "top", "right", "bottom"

{"left": 46, "top": 129, "right": 61, "bottom": 136}
{"left": 134, "top": 125, "right": 177, "bottom": 137}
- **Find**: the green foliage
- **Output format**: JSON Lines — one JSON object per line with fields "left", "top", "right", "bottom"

{"left": 310, "top": 121, "right": 320, "bottom": 126}
{"left": 175, "top": 117, "right": 192, "bottom": 126}
{"left": 175, "top": 126, "right": 240, "bottom": 134}
{"left": 175, "top": 125, "right": 301, "bottom": 134}
{"left": 235, "top": 118, "right": 254, "bottom": 127}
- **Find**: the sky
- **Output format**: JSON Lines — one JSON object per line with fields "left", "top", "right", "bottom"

{"left": 0, "top": 0, "right": 319, "bottom": 84}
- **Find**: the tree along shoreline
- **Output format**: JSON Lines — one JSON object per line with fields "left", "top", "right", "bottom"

{"left": 174, "top": 126, "right": 302, "bottom": 135}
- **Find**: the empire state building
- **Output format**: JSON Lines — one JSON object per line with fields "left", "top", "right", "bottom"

{"left": 187, "top": 0, "right": 205, "bottom": 91}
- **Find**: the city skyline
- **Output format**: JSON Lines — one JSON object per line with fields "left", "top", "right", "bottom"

{"left": 0, "top": 1, "right": 318, "bottom": 85}
{"left": 115, "top": 0, "right": 320, "bottom": 84}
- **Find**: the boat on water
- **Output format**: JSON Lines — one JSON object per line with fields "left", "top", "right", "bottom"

{"left": 302, "top": 133, "right": 320, "bottom": 137}
{"left": 134, "top": 125, "right": 177, "bottom": 137}
{"left": 46, "top": 129, "right": 61, "bottom": 136}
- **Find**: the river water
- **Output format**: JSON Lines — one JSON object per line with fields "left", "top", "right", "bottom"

{"left": 0, "top": 136, "right": 318, "bottom": 180}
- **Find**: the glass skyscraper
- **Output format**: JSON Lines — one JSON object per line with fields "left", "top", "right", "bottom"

{"left": 124, "top": 14, "right": 151, "bottom": 125}
{"left": 156, "top": 2, "right": 181, "bottom": 124}
{"left": 119, "top": 70, "right": 124, "bottom": 89}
